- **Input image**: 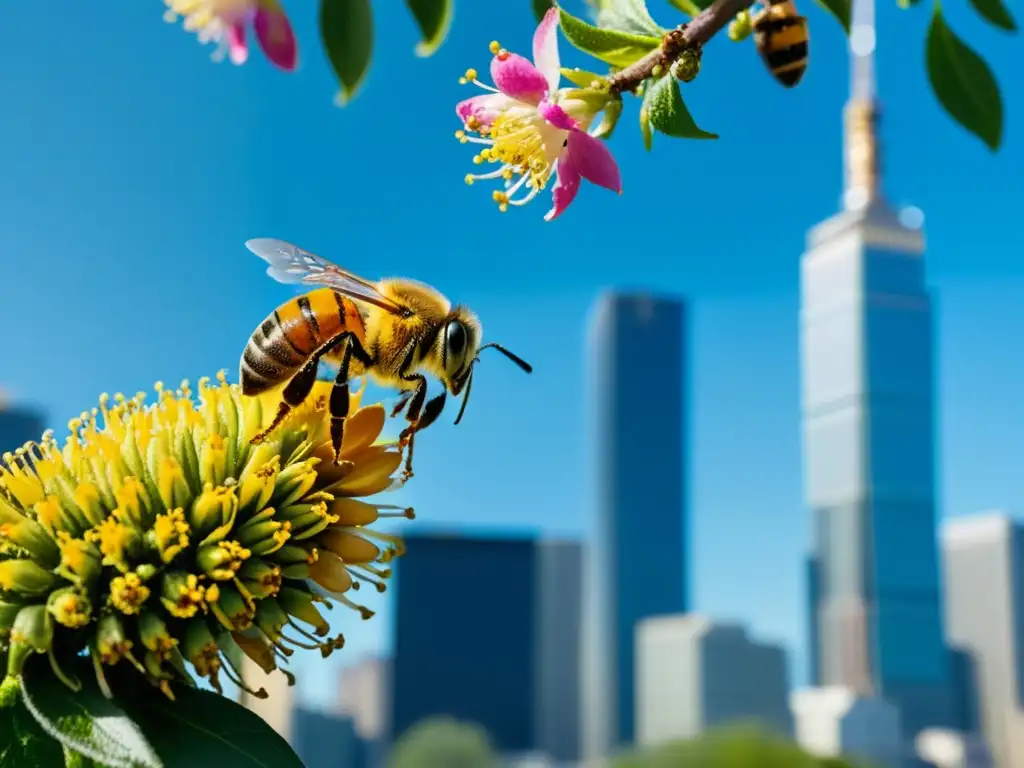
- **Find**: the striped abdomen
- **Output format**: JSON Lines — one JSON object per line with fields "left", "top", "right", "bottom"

{"left": 753, "top": 0, "right": 808, "bottom": 88}
{"left": 240, "top": 288, "right": 366, "bottom": 395}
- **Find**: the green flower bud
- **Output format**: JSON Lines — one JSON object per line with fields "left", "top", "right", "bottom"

{"left": 197, "top": 540, "right": 251, "bottom": 581}
{"left": 230, "top": 631, "right": 276, "bottom": 675}
{"left": 237, "top": 458, "right": 279, "bottom": 513}
{"left": 156, "top": 457, "right": 193, "bottom": 511}
{"left": 160, "top": 571, "right": 217, "bottom": 619}
{"left": 95, "top": 614, "right": 133, "bottom": 665}
{"left": 253, "top": 598, "right": 289, "bottom": 644}
{"left": 671, "top": 49, "right": 701, "bottom": 83}
{"left": 0, "top": 559, "right": 62, "bottom": 597}
{"left": 181, "top": 620, "right": 221, "bottom": 679}
{"left": 271, "top": 545, "right": 316, "bottom": 566}
{"left": 0, "top": 506, "right": 59, "bottom": 567}
{"left": 273, "top": 459, "right": 319, "bottom": 508}
{"left": 238, "top": 560, "right": 283, "bottom": 599}
{"left": 210, "top": 585, "right": 253, "bottom": 632}
{"left": 0, "top": 676, "right": 19, "bottom": 709}
{"left": 55, "top": 536, "right": 102, "bottom": 586}
{"left": 0, "top": 599, "right": 23, "bottom": 635}
{"left": 7, "top": 605, "right": 53, "bottom": 675}
{"left": 47, "top": 587, "right": 92, "bottom": 629}
{"left": 277, "top": 586, "right": 329, "bottom": 636}
{"left": 189, "top": 485, "right": 236, "bottom": 538}
{"left": 138, "top": 611, "right": 176, "bottom": 659}
{"left": 728, "top": 9, "right": 754, "bottom": 41}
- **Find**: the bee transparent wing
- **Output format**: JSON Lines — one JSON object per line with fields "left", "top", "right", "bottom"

{"left": 245, "top": 238, "right": 405, "bottom": 315}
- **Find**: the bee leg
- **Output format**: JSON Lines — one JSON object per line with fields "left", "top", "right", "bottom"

{"left": 390, "top": 390, "right": 415, "bottom": 419}
{"left": 398, "top": 391, "right": 447, "bottom": 480}
{"left": 328, "top": 341, "right": 355, "bottom": 465}
{"left": 250, "top": 354, "right": 323, "bottom": 445}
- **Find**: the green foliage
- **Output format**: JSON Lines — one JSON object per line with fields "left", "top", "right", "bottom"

{"left": 926, "top": 1, "right": 1003, "bottom": 150}
{"left": 557, "top": 7, "right": 663, "bottom": 68}
{"left": 643, "top": 75, "right": 718, "bottom": 139}
{"left": 594, "top": 98, "right": 626, "bottom": 138}
{"left": 814, "top": 0, "right": 852, "bottom": 32}
{"left": 3, "top": 655, "right": 306, "bottom": 768}
{"left": 406, "top": 0, "right": 455, "bottom": 57}
{"left": 532, "top": 0, "right": 556, "bottom": 22}
{"left": 667, "top": 0, "right": 713, "bottom": 16}
{"left": 596, "top": 0, "right": 669, "bottom": 36}
{"left": 966, "top": 0, "right": 1016, "bottom": 30}
{"left": 388, "top": 717, "right": 497, "bottom": 768}
{"left": 613, "top": 725, "right": 859, "bottom": 767}
{"left": 560, "top": 67, "right": 612, "bottom": 88}
{"left": 320, "top": 0, "right": 373, "bottom": 106}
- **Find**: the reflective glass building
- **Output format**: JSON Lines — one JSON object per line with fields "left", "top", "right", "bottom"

{"left": 0, "top": 403, "right": 43, "bottom": 455}
{"left": 389, "top": 532, "right": 582, "bottom": 759}
{"left": 801, "top": 201, "right": 951, "bottom": 737}
{"left": 582, "top": 293, "right": 688, "bottom": 759}
{"left": 291, "top": 709, "right": 366, "bottom": 768}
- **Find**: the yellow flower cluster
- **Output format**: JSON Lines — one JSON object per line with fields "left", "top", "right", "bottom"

{"left": 0, "top": 373, "right": 410, "bottom": 700}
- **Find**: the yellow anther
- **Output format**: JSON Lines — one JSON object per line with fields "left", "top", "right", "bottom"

{"left": 473, "top": 155, "right": 484, "bottom": 165}
{"left": 464, "top": 175, "right": 475, "bottom": 185}
{"left": 492, "top": 191, "right": 509, "bottom": 204}
{"left": 455, "top": 130, "right": 465, "bottom": 140}
{"left": 489, "top": 40, "right": 500, "bottom": 54}
{"left": 464, "top": 68, "right": 478, "bottom": 80}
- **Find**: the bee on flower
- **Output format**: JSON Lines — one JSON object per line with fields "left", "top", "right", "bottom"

{"left": 163, "top": 0, "right": 298, "bottom": 71}
{"left": 0, "top": 373, "right": 409, "bottom": 701}
{"left": 455, "top": 8, "right": 623, "bottom": 220}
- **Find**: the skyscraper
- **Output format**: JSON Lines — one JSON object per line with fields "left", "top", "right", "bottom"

{"left": 941, "top": 513, "right": 1024, "bottom": 767}
{"left": 582, "top": 293, "right": 688, "bottom": 759}
{"left": 390, "top": 531, "right": 581, "bottom": 759}
{"left": 800, "top": 0, "right": 951, "bottom": 737}
{"left": 0, "top": 397, "right": 44, "bottom": 455}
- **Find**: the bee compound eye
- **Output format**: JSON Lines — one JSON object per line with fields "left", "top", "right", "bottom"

{"left": 446, "top": 321, "right": 467, "bottom": 358}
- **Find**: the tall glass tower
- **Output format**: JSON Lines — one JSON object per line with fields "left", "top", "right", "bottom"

{"left": 801, "top": 0, "right": 951, "bottom": 737}
{"left": 582, "top": 293, "right": 688, "bottom": 759}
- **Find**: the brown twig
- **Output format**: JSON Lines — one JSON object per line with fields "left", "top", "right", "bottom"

{"left": 607, "top": 0, "right": 758, "bottom": 94}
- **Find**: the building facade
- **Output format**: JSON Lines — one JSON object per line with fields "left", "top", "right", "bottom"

{"left": 791, "top": 687, "right": 903, "bottom": 768}
{"left": 635, "top": 615, "right": 792, "bottom": 747}
{"left": 942, "top": 514, "right": 1024, "bottom": 768}
{"left": 582, "top": 293, "right": 688, "bottom": 759}
{"left": 291, "top": 709, "right": 367, "bottom": 768}
{"left": 0, "top": 402, "right": 44, "bottom": 455}
{"left": 337, "top": 656, "right": 389, "bottom": 741}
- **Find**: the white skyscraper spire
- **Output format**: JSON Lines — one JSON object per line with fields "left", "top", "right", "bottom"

{"left": 843, "top": 0, "right": 882, "bottom": 210}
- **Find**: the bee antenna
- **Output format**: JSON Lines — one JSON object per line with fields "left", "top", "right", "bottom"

{"left": 478, "top": 343, "right": 532, "bottom": 374}
{"left": 454, "top": 369, "right": 474, "bottom": 426}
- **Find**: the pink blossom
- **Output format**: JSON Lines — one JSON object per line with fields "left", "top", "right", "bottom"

{"left": 455, "top": 8, "right": 622, "bottom": 220}
{"left": 164, "top": 0, "right": 298, "bottom": 72}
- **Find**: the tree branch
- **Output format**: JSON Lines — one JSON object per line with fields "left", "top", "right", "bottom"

{"left": 607, "top": 0, "right": 757, "bottom": 94}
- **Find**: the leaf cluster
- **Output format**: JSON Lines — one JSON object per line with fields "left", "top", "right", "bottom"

{"left": 387, "top": 717, "right": 498, "bottom": 768}
{"left": 0, "top": 656, "right": 304, "bottom": 768}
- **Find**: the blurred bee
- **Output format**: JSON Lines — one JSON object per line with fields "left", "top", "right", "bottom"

{"left": 240, "top": 238, "right": 533, "bottom": 479}
{"left": 752, "top": 0, "right": 809, "bottom": 88}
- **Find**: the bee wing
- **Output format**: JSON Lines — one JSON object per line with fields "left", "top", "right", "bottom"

{"left": 245, "top": 238, "right": 406, "bottom": 315}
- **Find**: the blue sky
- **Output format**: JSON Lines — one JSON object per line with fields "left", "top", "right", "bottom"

{"left": 1, "top": 0, "right": 1023, "bottom": 711}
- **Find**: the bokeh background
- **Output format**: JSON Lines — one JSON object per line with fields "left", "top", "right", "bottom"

{"left": 1, "top": 1, "right": 1023, "bottom": 766}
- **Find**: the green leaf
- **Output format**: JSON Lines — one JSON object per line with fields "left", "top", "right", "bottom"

{"left": 593, "top": 98, "right": 624, "bottom": 139}
{"left": 643, "top": 75, "right": 718, "bottom": 139}
{"left": 596, "top": 0, "right": 667, "bottom": 36}
{"left": 560, "top": 67, "right": 609, "bottom": 88}
{"left": 320, "top": 0, "right": 373, "bottom": 106}
{"left": 557, "top": 7, "right": 662, "bottom": 68}
{"left": 405, "top": 0, "right": 453, "bottom": 57}
{"left": 926, "top": 2, "right": 1003, "bottom": 150}
{"left": 0, "top": 685, "right": 65, "bottom": 768}
{"left": 668, "top": 0, "right": 711, "bottom": 16}
{"left": 639, "top": 101, "right": 653, "bottom": 150}
{"left": 814, "top": 0, "right": 852, "bottom": 32}
{"left": 121, "top": 684, "right": 304, "bottom": 768}
{"left": 532, "top": 0, "right": 555, "bottom": 22}
{"left": 19, "top": 655, "right": 161, "bottom": 768}
{"left": 966, "top": 0, "right": 1016, "bottom": 30}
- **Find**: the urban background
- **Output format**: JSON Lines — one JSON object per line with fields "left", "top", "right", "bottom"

{"left": 2, "top": 0, "right": 1023, "bottom": 766}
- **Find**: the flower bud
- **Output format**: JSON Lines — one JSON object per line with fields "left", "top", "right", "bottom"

{"left": 55, "top": 535, "right": 102, "bottom": 586}
{"left": 671, "top": 49, "right": 701, "bottom": 83}
{"left": 0, "top": 510, "right": 59, "bottom": 567}
{"left": 160, "top": 571, "right": 215, "bottom": 619}
{"left": 7, "top": 605, "right": 53, "bottom": 675}
{"left": 277, "top": 585, "right": 329, "bottom": 636}
{"left": 272, "top": 545, "right": 317, "bottom": 566}
{"left": 728, "top": 9, "right": 753, "bottom": 41}
{"left": 308, "top": 550, "right": 353, "bottom": 594}
{"left": 273, "top": 459, "right": 319, "bottom": 508}
{"left": 328, "top": 498, "right": 379, "bottom": 527}
{"left": 181, "top": 620, "right": 221, "bottom": 679}
{"left": 253, "top": 598, "right": 289, "bottom": 643}
{"left": 149, "top": 508, "right": 191, "bottom": 564}
{"left": 95, "top": 614, "right": 133, "bottom": 665}
{"left": 238, "top": 560, "right": 283, "bottom": 599}
{"left": 210, "top": 585, "right": 253, "bottom": 632}
{"left": 0, "top": 599, "right": 23, "bottom": 635}
{"left": 109, "top": 571, "right": 151, "bottom": 615}
{"left": 238, "top": 458, "right": 279, "bottom": 513}
{"left": 231, "top": 631, "right": 276, "bottom": 674}
{"left": 138, "top": 610, "right": 177, "bottom": 658}
{"left": 319, "top": 529, "right": 380, "bottom": 564}
{"left": 156, "top": 457, "right": 193, "bottom": 511}
{"left": 190, "top": 485, "right": 237, "bottom": 538}
{"left": 47, "top": 587, "right": 92, "bottom": 628}
{"left": 197, "top": 540, "right": 251, "bottom": 581}
{"left": 0, "top": 559, "right": 61, "bottom": 597}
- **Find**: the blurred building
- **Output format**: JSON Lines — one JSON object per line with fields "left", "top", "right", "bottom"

{"left": 292, "top": 708, "right": 366, "bottom": 768}
{"left": 0, "top": 397, "right": 44, "bottom": 455}
{"left": 238, "top": 656, "right": 294, "bottom": 742}
{"left": 338, "top": 656, "right": 389, "bottom": 740}
{"left": 941, "top": 514, "right": 1024, "bottom": 768}
{"left": 582, "top": 293, "right": 688, "bottom": 760}
{"left": 916, "top": 729, "right": 995, "bottom": 768}
{"left": 635, "top": 615, "right": 792, "bottom": 747}
{"left": 389, "top": 531, "right": 582, "bottom": 759}
{"left": 800, "top": 0, "right": 952, "bottom": 735}
{"left": 791, "top": 687, "right": 903, "bottom": 768}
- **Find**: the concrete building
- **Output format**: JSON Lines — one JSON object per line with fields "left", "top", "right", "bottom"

{"left": 238, "top": 656, "right": 294, "bottom": 742}
{"left": 800, "top": 0, "right": 952, "bottom": 735}
{"left": 942, "top": 514, "right": 1024, "bottom": 768}
{"left": 916, "top": 729, "right": 994, "bottom": 768}
{"left": 582, "top": 293, "right": 689, "bottom": 760}
{"left": 390, "top": 531, "right": 583, "bottom": 760}
{"left": 635, "top": 615, "right": 792, "bottom": 747}
{"left": 791, "top": 687, "right": 903, "bottom": 768}
{"left": 337, "top": 656, "right": 389, "bottom": 740}
{"left": 291, "top": 709, "right": 367, "bottom": 768}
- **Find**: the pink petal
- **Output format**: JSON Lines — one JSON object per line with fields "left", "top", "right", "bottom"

{"left": 544, "top": 153, "right": 581, "bottom": 222}
{"left": 538, "top": 100, "right": 577, "bottom": 131}
{"left": 226, "top": 21, "right": 248, "bottom": 65}
{"left": 567, "top": 130, "right": 622, "bottom": 193}
{"left": 254, "top": 6, "right": 298, "bottom": 72}
{"left": 532, "top": 8, "right": 561, "bottom": 94}
{"left": 490, "top": 52, "right": 549, "bottom": 105}
{"left": 456, "top": 93, "right": 515, "bottom": 128}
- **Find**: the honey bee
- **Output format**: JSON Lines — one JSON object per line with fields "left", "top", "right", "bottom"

{"left": 240, "top": 238, "right": 533, "bottom": 479}
{"left": 752, "top": 0, "right": 809, "bottom": 88}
